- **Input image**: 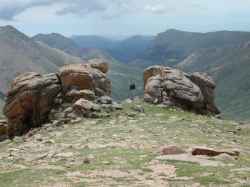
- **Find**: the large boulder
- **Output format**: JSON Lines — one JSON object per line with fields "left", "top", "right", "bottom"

{"left": 3, "top": 72, "right": 61, "bottom": 137}
{"left": 144, "top": 66, "right": 220, "bottom": 115}
{"left": 59, "top": 62, "right": 111, "bottom": 97}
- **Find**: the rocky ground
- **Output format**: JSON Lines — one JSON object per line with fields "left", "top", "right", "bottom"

{"left": 0, "top": 100, "right": 249, "bottom": 187}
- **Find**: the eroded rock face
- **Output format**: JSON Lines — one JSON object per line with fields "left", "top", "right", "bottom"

{"left": 59, "top": 62, "right": 111, "bottom": 97}
{"left": 3, "top": 72, "right": 61, "bottom": 137}
{"left": 144, "top": 66, "right": 220, "bottom": 115}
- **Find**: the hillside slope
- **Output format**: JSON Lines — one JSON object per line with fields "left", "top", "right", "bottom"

{"left": 33, "top": 33, "right": 83, "bottom": 57}
{"left": 145, "top": 29, "right": 250, "bottom": 65}
{"left": 0, "top": 100, "right": 249, "bottom": 186}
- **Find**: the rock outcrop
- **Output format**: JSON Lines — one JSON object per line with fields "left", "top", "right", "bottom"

{"left": 3, "top": 72, "right": 61, "bottom": 137}
{"left": 2, "top": 61, "right": 115, "bottom": 138}
{"left": 59, "top": 62, "right": 111, "bottom": 97}
{"left": 144, "top": 66, "right": 220, "bottom": 115}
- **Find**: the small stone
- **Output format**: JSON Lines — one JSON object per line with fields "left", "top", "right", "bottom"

{"left": 83, "top": 158, "right": 91, "bottom": 164}
{"left": 97, "top": 96, "right": 113, "bottom": 105}
{"left": 127, "top": 112, "right": 137, "bottom": 118}
{"left": 112, "top": 103, "right": 123, "bottom": 110}
{"left": 102, "top": 161, "right": 111, "bottom": 165}
{"left": 70, "top": 117, "right": 82, "bottom": 124}
{"left": 131, "top": 105, "right": 145, "bottom": 113}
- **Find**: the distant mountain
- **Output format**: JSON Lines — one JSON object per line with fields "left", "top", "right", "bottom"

{"left": 71, "top": 35, "right": 154, "bottom": 63}
{"left": 107, "top": 35, "right": 154, "bottom": 62}
{"left": 0, "top": 25, "right": 83, "bottom": 97}
{"left": 33, "top": 33, "right": 83, "bottom": 57}
{"left": 71, "top": 35, "right": 116, "bottom": 50}
{"left": 143, "top": 29, "right": 250, "bottom": 65}
{"left": 139, "top": 29, "right": 250, "bottom": 120}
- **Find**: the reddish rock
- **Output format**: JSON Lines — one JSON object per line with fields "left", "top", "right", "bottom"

{"left": 3, "top": 72, "right": 61, "bottom": 137}
{"left": 161, "top": 146, "right": 186, "bottom": 155}
{"left": 192, "top": 148, "right": 240, "bottom": 157}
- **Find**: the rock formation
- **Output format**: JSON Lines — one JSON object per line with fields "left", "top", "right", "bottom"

{"left": 3, "top": 72, "right": 62, "bottom": 137}
{"left": 144, "top": 65, "right": 220, "bottom": 115}
{"left": 59, "top": 63, "right": 111, "bottom": 97}
{"left": 3, "top": 61, "right": 115, "bottom": 138}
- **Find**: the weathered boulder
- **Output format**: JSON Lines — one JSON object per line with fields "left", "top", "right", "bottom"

{"left": 144, "top": 66, "right": 220, "bottom": 115}
{"left": 59, "top": 62, "right": 111, "bottom": 97}
{"left": 3, "top": 72, "right": 61, "bottom": 137}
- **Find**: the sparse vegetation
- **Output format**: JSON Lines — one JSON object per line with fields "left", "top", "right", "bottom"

{"left": 0, "top": 100, "right": 249, "bottom": 186}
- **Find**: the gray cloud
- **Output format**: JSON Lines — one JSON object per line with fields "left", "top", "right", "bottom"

{"left": 0, "top": 0, "right": 55, "bottom": 20}
{"left": 1, "top": 0, "right": 250, "bottom": 21}
{"left": 0, "top": 0, "right": 182, "bottom": 20}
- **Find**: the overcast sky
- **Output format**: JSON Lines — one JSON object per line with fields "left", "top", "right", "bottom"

{"left": 0, "top": 0, "right": 250, "bottom": 37}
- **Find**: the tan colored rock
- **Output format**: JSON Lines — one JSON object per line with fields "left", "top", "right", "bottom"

{"left": 88, "top": 58, "right": 109, "bottom": 74}
{"left": 144, "top": 65, "right": 220, "bottom": 115}
{"left": 59, "top": 63, "right": 111, "bottom": 97}
{"left": 144, "top": 65, "right": 165, "bottom": 87}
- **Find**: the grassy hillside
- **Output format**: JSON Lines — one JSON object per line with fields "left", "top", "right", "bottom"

{"left": 0, "top": 100, "right": 249, "bottom": 186}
